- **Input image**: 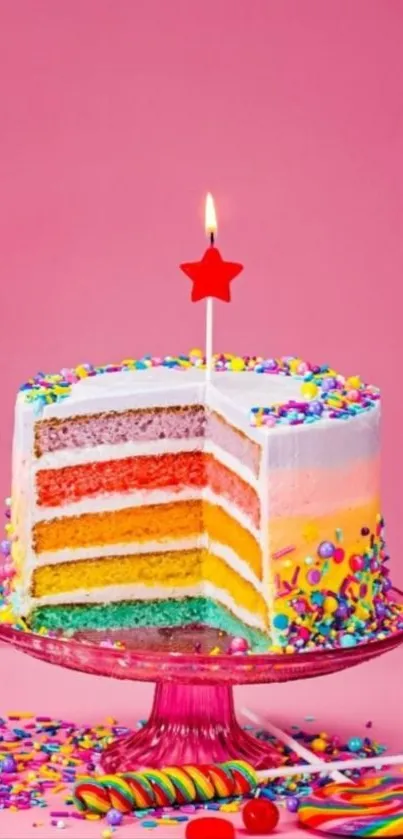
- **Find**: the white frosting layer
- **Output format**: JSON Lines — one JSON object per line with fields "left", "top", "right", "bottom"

{"left": 35, "top": 367, "right": 302, "bottom": 430}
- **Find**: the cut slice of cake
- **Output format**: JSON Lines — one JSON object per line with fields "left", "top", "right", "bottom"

{"left": 9, "top": 354, "right": 391, "bottom": 652}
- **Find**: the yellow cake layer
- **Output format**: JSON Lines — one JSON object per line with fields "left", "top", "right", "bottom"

{"left": 31, "top": 549, "right": 268, "bottom": 622}
{"left": 33, "top": 500, "right": 262, "bottom": 577}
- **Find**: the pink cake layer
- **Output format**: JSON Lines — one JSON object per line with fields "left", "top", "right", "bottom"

{"left": 35, "top": 405, "right": 206, "bottom": 454}
{"left": 34, "top": 408, "right": 261, "bottom": 476}
{"left": 206, "top": 411, "right": 260, "bottom": 476}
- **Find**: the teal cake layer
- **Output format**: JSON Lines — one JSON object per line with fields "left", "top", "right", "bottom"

{"left": 29, "top": 597, "right": 268, "bottom": 650}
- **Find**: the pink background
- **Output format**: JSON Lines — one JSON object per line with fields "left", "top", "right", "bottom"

{"left": 1, "top": 1, "right": 403, "bottom": 836}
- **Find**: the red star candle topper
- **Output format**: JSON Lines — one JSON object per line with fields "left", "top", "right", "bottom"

{"left": 180, "top": 194, "right": 243, "bottom": 380}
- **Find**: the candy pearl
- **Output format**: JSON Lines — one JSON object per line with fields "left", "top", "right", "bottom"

{"left": 1, "top": 755, "right": 16, "bottom": 773}
{"left": 347, "top": 389, "right": 359, "bottom": 401}
{"left": 242, "top": 799, "right": 280, "bottom": 835}
{"left": 307, "top": 569, "right": 321, "bottom": 585}
{"left": 0, "top": 540, "right": 11, "bottom": 556}
{"left": 286, "top": 797, "right": 300, "bottom": 813}
{"left": 56, "top": 821, "right": 66, "bottom": 829}
{"left": 186, "top": 817, "right": 235, "bottom": 839}
{"left": 375, "top": 602, "right": 387, "bottom": 618}
{"left": 333, "top": 547, "right": 345, "bottom": 563}
{"left": 322, "top": 376, "right": 336, "bottom": 391}
{"left": 348, "top": 736, "right": 364, "bottom": 752}
{"left": 349, "top": 555, "right": 364, "bottom": 572}
{"left": 231, "top": 357, "right": 245, "bottom": 372}
{"left": 229, "top": 636, "right": 249, "bottom": 654}
{"left": 293, "top": 599, "right": 308, "bottom": 614}
{"left": 323, "top": 596, "right": 338, "bottom": 614}
{"left": 311, "top": 737, "right": 327, "bottom": 752}
{"left": 106, "top": 809, "right": 123, "bottom": 826}
{"left": 297, "top": 362, "right": 308, "bottom": 375}
{"left": 309, "top": 400, "right": 323, "bottom": 415}
{"left": 301, "top": 381, "right": 318, "bottom": 399}
{"left": 317, "top": 541, "right": 335, "bottom": 559}
{"left": 272, "top": 613, "right": 289, "bottom": 631}
{"left": 340, "top": 634, "right": 357, "bottom": 648}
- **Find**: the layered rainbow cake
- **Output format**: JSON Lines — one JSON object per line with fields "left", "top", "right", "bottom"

{"left": 7, "top": 352, "right": 397, "bottom": 651}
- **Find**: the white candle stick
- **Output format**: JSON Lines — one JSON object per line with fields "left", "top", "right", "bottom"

{"left": 242, "top": 707, "right": 349, "bottom": 784}
{"left": 205, "top": 297, "right": 213, "bottom": 382}
{"left": 204, "top": 193, "right": 217, "bottom": 384}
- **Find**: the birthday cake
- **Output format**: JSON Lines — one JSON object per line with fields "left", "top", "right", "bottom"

{"left": 4, "top": 351, "right": 398, "bottom": 651}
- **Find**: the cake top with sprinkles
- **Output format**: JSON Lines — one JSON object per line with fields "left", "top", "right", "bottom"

{"left": 18, "top": 350, "right": 380, "bottom": 428}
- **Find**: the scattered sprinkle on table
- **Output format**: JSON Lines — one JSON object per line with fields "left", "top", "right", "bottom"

{"left": 0, "top": 711, "right": 388, "bottom": 833}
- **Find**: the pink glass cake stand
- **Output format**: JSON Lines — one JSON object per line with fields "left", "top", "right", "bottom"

{"left": 1, "top": 596, "right": 403, "bottom": 774}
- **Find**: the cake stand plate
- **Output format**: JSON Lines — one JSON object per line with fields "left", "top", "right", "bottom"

{"left": 1, "top": 602, "right": 403, "bottom": 773}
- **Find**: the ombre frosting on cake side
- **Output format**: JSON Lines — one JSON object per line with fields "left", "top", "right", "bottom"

{"left": 8, "top": 355, "right": 394, "bottom": 652}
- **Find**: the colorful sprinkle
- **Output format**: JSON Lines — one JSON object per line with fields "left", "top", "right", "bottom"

{"left": 16, "top": 352, "right": 379, "bottom": 430}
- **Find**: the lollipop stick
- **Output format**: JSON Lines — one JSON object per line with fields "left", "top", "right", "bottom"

{"left": 242, "top": 707, "right": 350, "bottom": 784}
{"left": 257, "top": 752, "right": 403, "bottom": 781}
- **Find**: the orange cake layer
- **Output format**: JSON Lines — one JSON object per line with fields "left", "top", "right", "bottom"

{"left": 31, "top": 550, "right": 267, "bottom": 621}
{"left": 35, "top": 452, "right": 259, "bottom": 526}
{"left": 33, "top": 500, "right": 262, "bottom": 577}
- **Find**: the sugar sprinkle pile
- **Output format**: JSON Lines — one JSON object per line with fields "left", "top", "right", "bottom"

{"left": 0, "top": 713, "right": 389, "bottom": 831}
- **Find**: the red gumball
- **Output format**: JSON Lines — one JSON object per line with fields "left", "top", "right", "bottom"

{"left": 242, "top": 798, "right": 280, "bottom": 835}
{"left": 185, "top": 816, "right": 235, "bottom": 839}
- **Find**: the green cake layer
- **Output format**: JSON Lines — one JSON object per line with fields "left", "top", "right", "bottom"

{"left": 29, "top": 597, "right": 268, "bottom": 650}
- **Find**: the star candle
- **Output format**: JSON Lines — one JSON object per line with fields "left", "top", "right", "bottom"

{"left": 180, "top": 194, "right": 243, "bottom": 380}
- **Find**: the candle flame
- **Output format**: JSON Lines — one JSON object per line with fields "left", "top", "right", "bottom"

{"left": 205, "top": 193, "right": 217, "bottom": 237}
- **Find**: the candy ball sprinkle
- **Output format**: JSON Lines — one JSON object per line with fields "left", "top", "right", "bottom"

{"left": 317, "top": 541, "right": 335, "bottom": 559}
{"left": 348, "top": 736, "right": 364, "bottom": 752}
{"left": 106, "top": 808, "right": 123, "bottom": 826}
{"left": 228, "top": 636, "right": 249, "bottom": 654}
{"left": 242, "top": 798, "right": 280, "bottom": 835}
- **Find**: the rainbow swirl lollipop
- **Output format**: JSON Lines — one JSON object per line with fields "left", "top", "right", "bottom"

{"left": 298, "top": 774, "right": 403, "bottom": 837}
{"left": 73, "top": 759, "right": 258, "bottom": 815}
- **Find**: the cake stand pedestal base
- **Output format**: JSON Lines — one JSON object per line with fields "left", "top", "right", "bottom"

{"left": 1, "top": 602, "right": 402, "bottom": 773}
{"left": 100, "top": 683, "right": 283, "bottom": 772}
